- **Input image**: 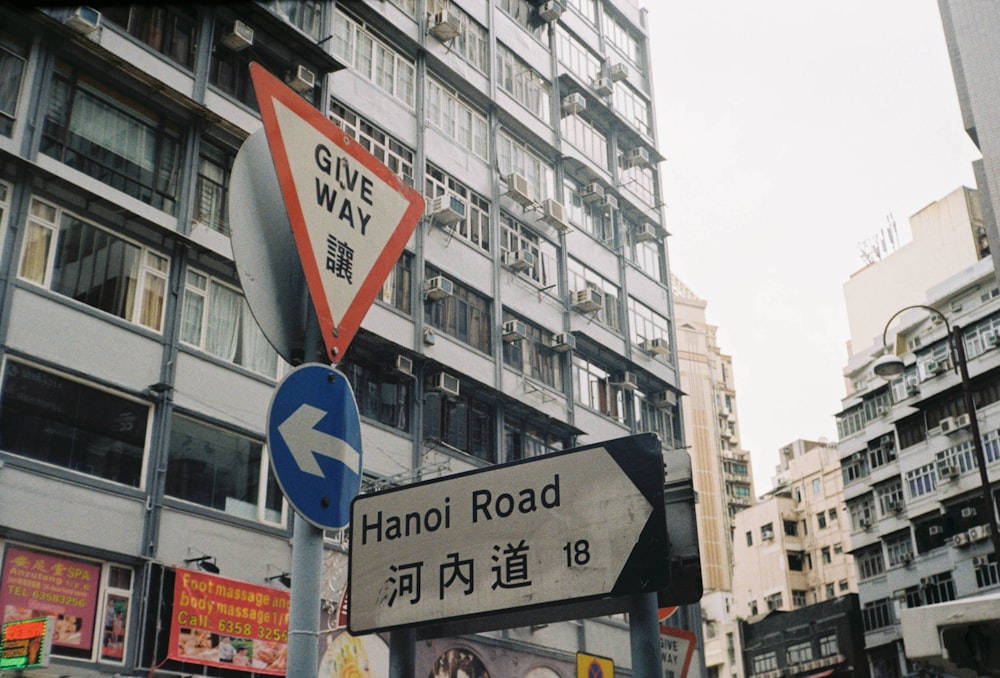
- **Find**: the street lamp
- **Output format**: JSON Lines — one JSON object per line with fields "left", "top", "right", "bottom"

{"left": 874, "top": 304, "right": 1000, "bottom": 563}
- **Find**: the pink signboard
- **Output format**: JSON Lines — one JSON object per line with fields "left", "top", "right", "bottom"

{"left": 0, "top": 547, "right": 101, "bottom": 650}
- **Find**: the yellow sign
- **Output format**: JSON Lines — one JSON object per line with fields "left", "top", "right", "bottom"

{"left": 577, "top": 652, "right": 614, "bottom": 678}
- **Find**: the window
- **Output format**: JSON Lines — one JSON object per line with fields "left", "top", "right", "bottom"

{"left": 497, "top": 43, "right": 550, "bottom": 119}
{"left": 612, "top": 82, "right": 652, "bottom": 137}
{"left": 791, "top": 590, "right": 807, "bottom": 608}
{"left": 764, "top": 592, "right": 782, "bottom": 611}
{"left": 848, "top": 496, "right": 875, "bottom": 532}
{"left": 331, "top": 103, "right": 415, "bottom": 186}
{"left": 817, "top": 511, "right": 827, "bottom": 529}
{"left": 568, "top": 259, "right": 621, "bottom": 331}
{"left": 571, "top": 355, "right": 625, "bottom": 423}
{"left": 566, "top": 0, "right": 597, "bottom": 24}
{"left": 180, "top": 268, "right": 279, "bottom": 378}
{"left": 856, "top": 545, "right": 885, "bottom": 580}
{"left": 919, "top": 572, "right": 956, "bottom": 605}
{"left": 635, "top": 392, "right": 679, "bottom": 447}
{"left": 868, "top": 433, "right": 897, "bottom": 469}
{"left": 426, "top": 80, "right": 489, "bottom": 161}
{"left": 498, "top": 130, "right": 555, "bottom": 204}
{"left": 787, "top": 552, "right": 804, "bottom": 571}
{"left": 333, "top": 10, "right": 415, "bottom": 107}
{"left": 343, "top": 361, "right": 411, "bottom": 432}
{"left": 424, "top": 390, "right": 496, "bottom": 462}
{"left": 752, "top": 651, "right": 777, "bottom": 674}
{"left": 629, "top": 298, "right": 671, "bottom": 359}
{"left": 378, "top": 251, "right": 413, "bottom": 314}
{"left": 745, "top": 531, "right": 752, "bottom": 546}
{"left": 787, "top": 640, "right": 812, "bottom": 663}
{"left": 975, "top": 553, "right": 998, "bottom": 589}
{"left": 102, "top": 5, "right": 198, "bottom": 69}
{"left": 42, "top": 61, "right": 183, "bottom": 214}
{"left": 601, "top": 9, "right": 642, "bottom": 68}
{"left": 783, "top": 520, "right": 798, "bottom": 537}
{"left": 877, "top": 477, "right": 905, "bottom": 515}
{"left": 812, "top": 478, "right": 822, "bottom": 494}
{"left": 862, "top": 598, "right": 894, "bottom": 632}
{"left": 825, "top": 583, "right": 835, "bottom": 599}
{"left": 271, "top": 0, "right": 323, "bottom": 39}
{"left": 426, "top": 165, "right": 491, "bottom": 251}
{"left": 193, "top": 138, "right": 235, "bottom": 235}
{"left": 839, "top": 579, "right": 849, "bottom": 592}
{"left": 819, "top": 633, "right": 839, "bottom": 657}
{"left": 841, "top": 452, "right": 869, "bottom": 485}
{"left": 0, "top": 180, "right": 10, "bottom": 245}
{"left": 624, "top": 214, "right": 663, "bottom": 282}
{"left": 556, "top": 28, "right": 602, "bottom": 83}
{"left": 165, "top": 414, "right": 283, "bottom": 523}
{"left": 617, "top": 163, "right": 657, "bottom": 208}
{"left": 821, "top": 547, "right": 831, "bottom": 564}
{"left": 499, "top": 213, "right": 558, "bottom": 287}
{"left": 0, "top": 30, "right": 27, "bottom": 136}
{"left": 561, "top": 115, "right": 609, "bottom": 170}
{"left": 906, "top": 462, "right": 937, "bottom": 499}
{"left": 504, "top": 421, "right": 564, "bottom": 462}
{"left": 0, "top": 360, "right": 148, "bottom": 486}
{"left": 495, "top": 0, "right": 547, "bottom": 40}
{"left": 761, "top": 523, "right": 774, "bottom": 540}
{"left": 427, "top": 1, "right": 489, "bottom": 72}
{"left": 836, "top": 405, "right": 865, "bottom": 439}
{"left": 424, "top": 270, "right": 492, "bottom": 353}
{"left": 19, "top": 198, "right": 169, "bottom": 331}
{"left": 565, "top": 178, "right": 613, "bottom": 244}
{"left": 501, "top": 312, "right": 564, "bottom": 391}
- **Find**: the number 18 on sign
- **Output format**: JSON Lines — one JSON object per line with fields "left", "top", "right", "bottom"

{"left": 348, "top": 434, "right": 669, "bottom": 634}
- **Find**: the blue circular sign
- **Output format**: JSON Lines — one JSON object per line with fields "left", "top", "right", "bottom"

{"left": 266, "top": 363, "right": 362, "bottom": 529}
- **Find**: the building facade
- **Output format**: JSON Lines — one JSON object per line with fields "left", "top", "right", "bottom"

{"left": 0, "top": 2, "right": 696, "bottom": 677}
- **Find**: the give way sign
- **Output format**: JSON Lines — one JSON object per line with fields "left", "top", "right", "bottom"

{"left": 249, "top": 62, "right": 424, "bottom": 362}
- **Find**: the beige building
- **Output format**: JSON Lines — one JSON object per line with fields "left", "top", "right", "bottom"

{"left": 674, "top": 275, "right": 754, "bottom": 678}
{"left": 732, "top": 439, "right": 856, "bottom": 619}
{"left": 843, "top": 186, "right": 984, "bottom": 358}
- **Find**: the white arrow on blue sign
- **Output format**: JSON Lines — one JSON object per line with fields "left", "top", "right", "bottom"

{"left": 267, "top": 363, "right": 362, "bottom": 530}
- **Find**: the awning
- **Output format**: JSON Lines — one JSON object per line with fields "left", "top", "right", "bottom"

{"left": 805, "top": 670, "right": 834, "bottom": 678}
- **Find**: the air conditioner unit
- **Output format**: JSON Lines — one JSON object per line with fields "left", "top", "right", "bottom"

{"left": 906, "top": 382, "right": 920, "bottom": 396}
{"left": 956, "top": 413, "right": 971, "bottom": 429}
{"left": 599, "top": 194, "right": 618, "bottom": 213}
{"left": 974, "top": 556, "right": 990, "bottom": 567}
{"left": 423, "top": 327, "right": 436, "bottom": 345}
{"left": 427, "top": 194, "right": 467, "bottom": 225}
{"left": 65, "top": 6, "right": 100, "bottom": 34}
{"left": 900, "top": 553, "right": 913, "bottom": 565}
{"left": 642, "top": 337, "right": 671, "bottom": 356}
{"left": 537, "top": 0, "right": 564, "bottom": 22}
{"left": 572, "top": 288, "right": 604, "bottom": 313}
{"left": 650, "top": 391, "right": 676, "bottom": 409}
{"left": 633, "top": 222, "right": 658, "bottom": 243}
{"left": 929, "top": 525, "right": 944, "bottom": 536}
{"left": 860, "top": 517, "right": 872, "bottom": 530}
{"left": 876, "top": 404, "right": 890, "bottom": 417}
{"left": 221, "top": 20, "right": 254, "bottom": 51}
{"left": 286, "top": 64, "right": 316, "bottom": 93}
{"left": 424, "top": 275, "right": 454, "bottom": 300}
{"left": 969, "top": 525, "right": 991, "bottom": 541}
{"left": 624, "top": 146, "right": 651, "bottom": 168}
{"left": 580, "top": 182, "right": 604, "bottom": 203}
{"left": 919, "top": 577, "right": 932, "bottom": 587}
{"left": 986, "top": 332, "right": 1000, "bottom": 348}
{"left": 505, "top": 172, "right": 535, "bottom": 207}
{"left": 430, "top": 372, "right": 460, "bottom": 397}
{"left": 430, "top": 10, "right": 461, "bottom": 41}
{"left": 961, "top": 507, "right": 977, "bottom": 518}
{"left": 619, "top": 370, "right": 638, "bottom": 391}
{"left": 503, "top": 249, "right": 536, "bottom": 272}
{"left": 885, "top": 499, "right": 901, "bottom": 513}
{"left": 561, "top": 92, "right": 586, "bottom": 115}
{"left": 939, "top": 416, "right": 957, "bottom": 434}
{"left": 608, "top": 62, "right": 629, "bottom": 82}
{"left": 938, "top": 464, "right": 958, "bottom": 480}
{"left": 927, "top": 359, "right": 946, "bottom": 375}
{"left": 394, "top": 354, "right": 413, "bottom": 376}
{"left": 550, "top": 332, "right": 576, "bottom": 352}
{"left": 952, "top": 532, "right": 970, "bottom": 547}
{"left": 591, "top": 76, "right": 614, "bottom": 97}
{"left": 761, "top": 530, "right": 774, "bottom": 541}
{"left": 540, "top": 198, "right": 571, "bottom": 232}
{"left": 502, "top": 319, "right": 528, "bottom": 342}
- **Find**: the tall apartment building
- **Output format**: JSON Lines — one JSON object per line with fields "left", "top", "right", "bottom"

{"left": 0, "top": 2, "right": 695, "bottom": 677}
{"left": 672, "top": 274, "right": 753, "bottom": 678}
{"left": 838, "top": 183, "right": 1000, "bottom": 674}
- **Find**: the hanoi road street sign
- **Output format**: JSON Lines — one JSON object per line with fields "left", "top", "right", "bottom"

{"left": 246, "top": 63, "right": 424, "bottom": 363}
{"left": 348, "top": 434, "right": 670, "bottom": 635}
{"left": 267, "top": 363, "right": 362, "bottom": 530}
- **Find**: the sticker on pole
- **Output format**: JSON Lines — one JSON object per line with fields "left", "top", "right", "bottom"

{"left": 249, "top": 62, "right": 424, "bottom": 362}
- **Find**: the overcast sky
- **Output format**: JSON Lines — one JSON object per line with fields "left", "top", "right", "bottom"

{"left": 646, "top": 2, "right": 982, "bottom": 494}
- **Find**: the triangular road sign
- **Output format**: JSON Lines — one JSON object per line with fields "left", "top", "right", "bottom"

{"left": 249, "top": 62, "right": 424, "bottom": 362}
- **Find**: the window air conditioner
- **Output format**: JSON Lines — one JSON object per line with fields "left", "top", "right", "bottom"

{"left": 503, "top": 249, "right": 536, "bottom": 272}
{"left": 286, "top": 64, "right": 316, "bottom": 93}
{"left": 650, "top": 391, "right": 676, "bottom": 409}
{"left": 591, "top": 76, "right": 614, "bottom": 97}
{"left": 974, "top": 556, "right": 989, "bottom": 567}
{"left": 580, "top": 182, "right": 604, "bottom": 203}
{"left": 624, "top": 146, "right": 651, "bottom": 168}
{"left": 537, "top": 0, "right": 564, "bottom": 22}
{"left": 427, "top": 194, "right": 467, "bottom": 225}
{"left": 561, "top": 92, "right": 586, "bottom": 116}
{"left": 619, "top": 371, "right": 638, "bottom": 391}
{"left": 608, "top": 62, "right": 629, "bottom": 82}
{"left": 955, "top": 413, "right": 971, "bottom": 429}
{"left": 951, "top": 532, "right": 970, "bottom": 547}
{"left": 876, "top": 404, "right": 889, "bottom": 417}
{"left": 65, "top": 6, "right": 100, "bottom": 34}
{"left": 642, "top": 337, "right": 671, "bottom": 356}
{"left": 761, "top": 530, "right": 774, "bottom": 541}
{"left": 572, "top": 288, "right": 604, "bottom": 313}
{"left": 394, "top": 355, "right": 413, "bottom": 376}
{"left": 927, "top": 359, "right": 945, "bottom": 375}
{"left": 502, "top": 319, "right": 528, "bottom": 342}
{"left": 970, "top": 525, "right": 992, "bottom": 541}
{"left": 900, "top": 553, "right": 913, "bottom": 564}
{"left": 430, "top": 10, "right": 461, "bottom": 41}
{"left": 905, "top": 382, "right": 920, "bottom": 396}
{"left": 599, "top": 194, "right": 618, "bottom": 213}
{"left": 505, "top": 173, "right": 535, "bottom": 208}
{"left": 430, "top": 372, "right": 460, "bottom": 397}
{"left": 928, "top": 525, "right": 944, "bottom": 536}
{"left": 540, "top": 198, "right": 571, "bottom": 233}
{"left": 939, "top": 416, "right": 957, "bottom": 434}
{"left": 859, "top": 517, "right": 872, "bottom": 530}
{"left": 634, "top": 222, "right": 658, "bottom": 243}
{"left": 885, "top": 498, "right": 900, "bottom": 512}
{"left": 961, "top": 507, "right": 977, "bottom": 518}
{"left": 424, "top": 275, "right": 454, "bottom": 300}
{"left": 937, "top": 464, "right": 958, "bottom": 480}
{"left": 986, "top": 332, "right": 1000, "bottom": 348}
{"left": 550, "top": 332, "right": 576, "bottom": 352}
{"left": 221, "top": 20, "right": 254, "bottom": 51}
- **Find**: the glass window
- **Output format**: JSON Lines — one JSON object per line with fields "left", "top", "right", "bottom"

{"left": 567, "top": 258, "right": 621, "bottom": 332}
{"left": 0, "top": 180, "right": 9, "bottom": 248}
{"left": 330, "top": 103, "right": 415, "bottom": 186}
{"left": 18, "top": 198, "right": 169, "bottom": 331}
{"left": 499, "top": 213, "right": 558, "bottom": 287}
{"left": 0, "top": 360, "right": 149, "bottom": 486}
{"left": 165, "top": 414, "right": 283, "bottom": 523}
{"left": 819, "top": 633, "right": 839, "bottom": 657}
{"left": 501, "top": 312, "right": 563, "bottom": 391}
{"left": 497, "top": 130, "right": 555, "bottom": 203}
{"left": 378, "top": 250, "right": 413, "bottom": 314}
{"left": 561, "top": 115, "right": 608, "bottom": 170}
{"left": 628, "top": 297, "right": 671, "bottom": 358}
{"left": 180, "top": 268, "right": 279, "bottom": 378}
{"left": 424, "top": 268, "right": 492, "bottom": 353}
{"left": 41, "top": 61, "right": 183, "bottom": 214}
{"left": 496, "top": 43, "right": 550, "bottom": 120}
{"left": 101, "top": 5, "right": 198, "bottom": 69}
{"left": 0, "top": 30, "right": 27, "bottom": 137}
{"left": 343, "top": 361, "right": 411, "bottom": 432}
{"left": 427, "top": 1, "right": 489, "bottom": 72}
{"left": 333, "top": 9, "right": 415, "bottom": 107}
{"left": 271, "top": 0, "right": 323, "bottom": 39}
{"left": 786, "top": 640, "right": 812, "bottom": 663}
{"left": 862, "top": 598, "right": 894, "bottom": 632}
{"left": 571, "top": 355, "right": 626, "bottom": 424}
{"left": 426, "top": 165, "right": 491, "bottom": 252}
{"left": 426, "top": 79, "right": 489, "bottom": 161}
{"left": 193, "top": 138, "right": 235, "bottom": 235}
{"left": 495, "top": 0, "right": 547, "bottom": 40}
{"left": 423, "top": 391, "right": 496, "bottom": 462}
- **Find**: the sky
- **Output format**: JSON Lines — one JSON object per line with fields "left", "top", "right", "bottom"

{"left": 645, "top": 2, "right": 982, "bottom": 495}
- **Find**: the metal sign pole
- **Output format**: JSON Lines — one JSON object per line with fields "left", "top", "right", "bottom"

{"left": 629, "top": 592, "right": 661, "bottom": 678}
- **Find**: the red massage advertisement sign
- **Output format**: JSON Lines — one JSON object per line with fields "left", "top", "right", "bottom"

{"left": 169, "top": 568, "right": 290, "bottom": 674}
{"left": 0, "top": 547, "right": 101, "bottom": 650}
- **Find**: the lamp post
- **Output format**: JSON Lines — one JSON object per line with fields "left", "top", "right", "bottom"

{"left": 873, "top": 305, "right": 1000, "bottom": 564}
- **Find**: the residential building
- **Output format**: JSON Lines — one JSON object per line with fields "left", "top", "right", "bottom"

{"left": 673, "top": 274, "right": 753, "bottom": 678}
{"left": 0, "top": 2, "right": 697, "bottom": 677}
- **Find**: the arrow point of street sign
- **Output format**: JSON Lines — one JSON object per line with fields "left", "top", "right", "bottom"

{"left": 278, "top": 403, "right": 361, "bottom": 477}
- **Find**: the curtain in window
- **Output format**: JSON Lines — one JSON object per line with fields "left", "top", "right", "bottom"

{"left": 18, "top": 221, "right": 52, "bottom": 283}
{"left": 140, "top": 270, "right": 166, "bottom": 331}
{"left": 0, "top": 47, "right": 25, "bottom": 119}
{"left": 240, "top": 299, "right": 277, "bottom": 376}
{"left": 206, "top": 281, "right": 240, "bottom": 361}
{"left": 70, "top": 89, "right": 155, "bottom": 172}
